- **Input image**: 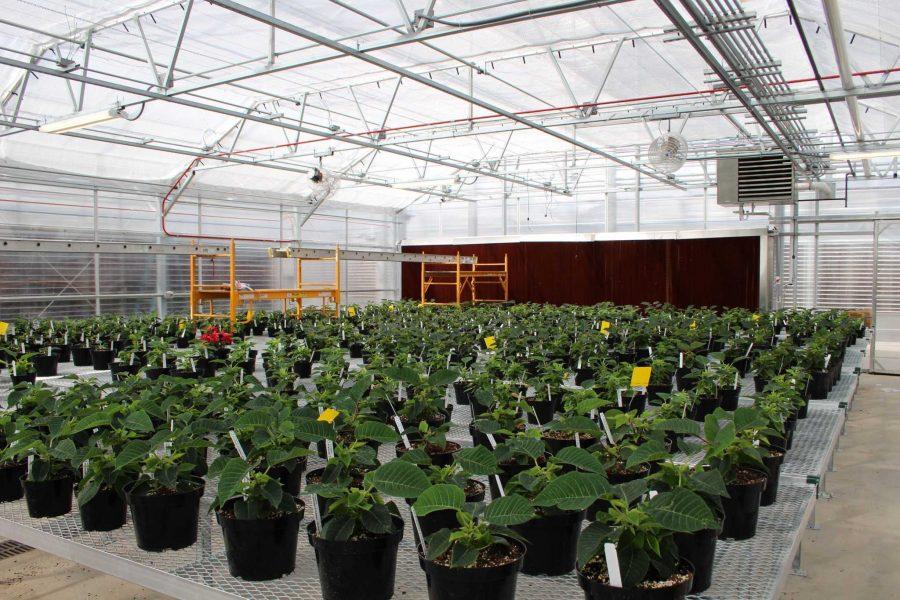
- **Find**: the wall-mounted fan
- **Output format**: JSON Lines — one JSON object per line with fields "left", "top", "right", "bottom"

{"left": 648, "top": 132, "right": 688, "bottom": 174}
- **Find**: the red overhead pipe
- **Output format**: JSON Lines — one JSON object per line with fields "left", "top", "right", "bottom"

{"left": 160, "top": 64, "right": 900, "bottom": 242}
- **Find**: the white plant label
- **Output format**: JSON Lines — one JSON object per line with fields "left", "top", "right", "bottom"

{"left": 313, "top": 496, "right": 323, "bottom": 531}
{"left": 493, "top": 474, "right": 505, "bottom": 497}
{"left": 228, "top": 430, "right": 248, "bottom": 460}
{"left": 616, "top": 388, "right": 625, "bottom": 408}
{"left": 679, "top": 352, "right": 684, "bottom": 368}
{"left": 531, "top": 405, "right": 542, "bottom": 425}
{"left": 604, "top": 543, "right": 623, "bottom": 588}
{"left": 486, "top": 434, "right": 498, "bottom": 449}
{"left": 575, "top": 432, "right": 581, "bottom": 448}
{"left": 734, "top": 372, "right": 739, "bottom": 388}
{"left": 410, "top": 506, "right": 427, "bottom": 553}
{"left": 824, "top": 354, "right": 832, "bottom": 368}
{"left": 393, "top": 416, "right": 411, "bottom": 449}
{"left": 599, "top": 413, "right": 615, "bottom": 445}
{"left": 744, "top": 343, "right": 754, "bottom": 357}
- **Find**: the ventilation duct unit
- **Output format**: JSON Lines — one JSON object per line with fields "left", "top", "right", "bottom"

{"left": 717, "top": 154, "right": 796, "bottom": 206}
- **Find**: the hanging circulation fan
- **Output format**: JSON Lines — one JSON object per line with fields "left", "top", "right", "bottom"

{"left": 648, "top": 132, "right": 688, "bottom": 174}
{"left": 307, "top": 167, "right": 339, "bottom": 203}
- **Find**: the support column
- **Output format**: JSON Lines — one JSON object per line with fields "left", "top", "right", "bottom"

{"left": 92, "top": 189, "right": 100, "bottom": 315}
{"left": 605, "top": 166, "right": 617, "bottom": 232}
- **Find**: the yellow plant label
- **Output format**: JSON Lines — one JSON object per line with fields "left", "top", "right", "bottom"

{"left": 600, "top": 321, "right": 611, "bottom": 335}
{"left": 348, "top": 306, "right": 357, "bottom": 317}
{"left": 689, "top": 321, "right": 697, "bottom": 330}
{"left": 0, "top": 322, "right": 7, "bottom": 335}
{"left": 317, "top": 408, "right": 340, "bottom": 424}
{"left": 630, "top": 366, "right": 652, "bottom": 388}
{"left": 388, "top": 304, "right": 395, "bottom": 312}
{"left": 178, "top": 322, "right": 186, "bottom": 330}
{"left": 246, "top": 310, "right": 254, "bottom": 320}
{"left": 484, "top": 336, "right": 497, "bottom": 350}
{"left": 752, "top": 313, "right": 761, "bottom": 321}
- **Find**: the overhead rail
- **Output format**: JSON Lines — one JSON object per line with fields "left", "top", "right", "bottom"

{"left": 0, "top": 239, "right": 473, "bottom": 265}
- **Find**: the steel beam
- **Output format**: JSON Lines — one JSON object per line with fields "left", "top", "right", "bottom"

{"left": 164, "top": 0, "right": 194, "bottom": 89}
{"left": 164, "top": 0, "right": 629, "bottom": 100}
{"left": 776, "top": 81, "right": 900, "bottom": 105}
{"left": 548, "top": 49, "right": 580, "bottom": 108}
{"left": 0, "top": 239, "right": 230, "bottom": 256}
{"left": 821, "top": 0, "right": 871, "bottom": 175}
{"left": 583, "top": 38, "right": 624, "bottom": 117}
{"left": 77, "top": 28, "right": 92, "bottom": 111}
{"left": 0, "top": 56, "right": 566, "bottom": 195}
{"left": 269, "top": 246, "right": 476, "bottom": 264}
{"left": 654, "top": 0, "right": 802, "bottom": 169}
{"left": 134, "top": 17, "right": 163, "bottom": 89}
{"left": 206, "top": 0, "right": 683, "bottom": 189}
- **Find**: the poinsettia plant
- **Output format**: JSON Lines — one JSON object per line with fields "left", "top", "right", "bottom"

{"left": 200, "top": 325, "right": 233, "bottom": 347}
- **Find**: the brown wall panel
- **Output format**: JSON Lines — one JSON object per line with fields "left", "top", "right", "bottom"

{"left": 402, "top": 236, "right": 759, "bottom": 309}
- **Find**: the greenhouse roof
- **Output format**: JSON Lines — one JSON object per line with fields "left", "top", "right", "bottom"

{"left": 0, "top": 0, "right": 897, "bottom": 209}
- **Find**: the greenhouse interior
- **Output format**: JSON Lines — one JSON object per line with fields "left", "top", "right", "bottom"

{"left": 0, "top": 0, "right": 897, "bottom": 599}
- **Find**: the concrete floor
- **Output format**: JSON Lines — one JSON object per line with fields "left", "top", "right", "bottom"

{"left": 781, "top": 373, "right": 900, "bottom": 599}
{"left": 0, "top": 374, "right": 896, "bottom": 600}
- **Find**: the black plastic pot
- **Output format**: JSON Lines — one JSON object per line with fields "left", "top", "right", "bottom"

{"left": 541, "top": 432, "right": 597, "bottom": 456}
{"left": 574, "top": 367, "right": 594, "bottom": 386}
{"left": 761, "top": 452, "right": 785, "bottom": 507}
{"left": 577, "top": 563, "right": 694, "bottom": 600}
{"left": 674, "top": 525, "right": 719, "bottom": 593}
{"left": 80, "top": 486, "right": 127, "bottom": 531}
{"left": 144, "top": 366, "right": 173, "bottom": 380}
{"left": 720, "top": 469, "right": 766, "bottom": 540}
{"left": 753, "top": 376, "right": 769, "bottom": 394}
{"left": 10, "top": 373, "right": 36, "bottom": 386}
{"left": 23, "top": 473, "right": 74, "bottom": 518}
{"left": 52, "top": 344, "right": 71, "bottom": 363}
{"left": 420, "top": 540, "right": 525, "bottom": 600}
{"left": 268, "top": 457, "right": 307, "bottom": 497}
{"left": 489, "top": 459, "right": 535, "bottom": 501}
{"left": 691, "top": 396, "right": 720, "bottom": 422}
{"left": 307, "top": 515, "right": 404, "bottom": 600}
{"left": 72, "top": 346, "right": 93, "bottom": 366}
{"left": 512, "top": 509, "right": 584, "bottom": 575}
{"left": 452, "top": 381, "right": 471, "bottom": 405}
{"left": 526, "top": 398, "right": 555, "bottom": 425}
{"left": 90, "top": 349, "right": 114, "bottom": 371}
{"left": 719, "top": 386, "right": 741, "bottom": 411}
{"left": 396, "top": 442, "right": 459, "bottom": 468}
{"left": 33, "top": 353, "right": 59, "bottom": 377}
{"left": 0, "top": 462, "right": 26, "bottom": 502}
{"left": 647, "top": 383, "right": 673, "bottom": 405}
{"left": 349, "top": 342, "right": 364, "bottom": 359}
{"left": 219, "top": 498, "right": 304, "bottom": 581}
{"left": 125, "top": 478, "right": 204, "bottom": 551}
{"left": 413, "top": 482, "right": 485, "bottom": 547}
{"left": 293, "top": 360, "right": 312, "bottom": 378}
{"left": 586, "top": 468, "right": 648, "bottom": 521}
{"left": 109, "top": 361, "right": 141, "bottom": 381}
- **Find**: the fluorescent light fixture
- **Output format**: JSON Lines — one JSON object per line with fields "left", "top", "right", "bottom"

{"left": 38, "top": 106, "right": 123, "bottom": 134}
{"left": 830, "top": 148, "right": 900, "bottom": 161}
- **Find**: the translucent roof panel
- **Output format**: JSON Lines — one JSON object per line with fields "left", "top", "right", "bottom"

{"left": 0, "top": 0, "right": 896, "bottom": 209}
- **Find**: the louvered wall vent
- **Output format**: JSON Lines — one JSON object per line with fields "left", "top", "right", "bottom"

{"left": 717, "top": 154, "right": 795, "bottom": 206}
